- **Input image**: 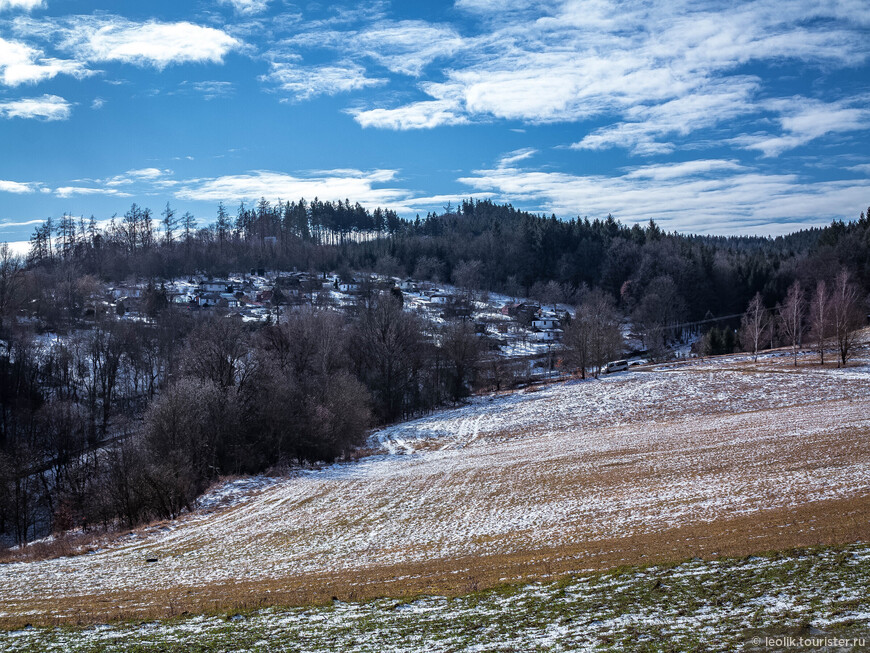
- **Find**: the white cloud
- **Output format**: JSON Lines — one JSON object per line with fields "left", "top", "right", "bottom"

{"left": 352, "top": 97, "right": 468, "bottom": 129}
{"left": 219, "top": 0, "right": 270, "bottom": 15}
{"left": 0, "top": 94, "right": 70, "bottom": 120}
{"left": 55, "top": 186, "right": 130, "bottom": 198}
{"left": 357, "top": 21, "right": 465, "bottom": 76}
{"left": 175, "top": 169, "right": 422, "bottom": 212}
{"left": 344, "top": 0, "right": 870, "bottom": 140}
{"left": 0, "top": 218, "right": 45, "bottom": 228}
{"left": 0, "top": 179, "right": 42, "bottom": 193}
{"left": 623, "top": 159, "right": 745, "bottom": 181}
{"left": 127, "top": 167, "right": 169, "bottom": 180}
{"left": 91, "top": 97, "right": 105, "bottom": 109}
{"left": 454, "top": 0, "right": 545, "bottom": 15}
{"left": 51, "top": 17, "right": 241, "bottom": 69}
{"left": 0, "top": 0, "right": 43, "bottom": 11}
{"left": 733, "top": 96, "right": 870, "bottom": 157}
{"left": 0, "top": 36, "right": 89, "bottom": 86}
{"left": 498, "top": 148, "right": 537, "bottom": 167}
{"left": 573, "top": 78, "right": 760, "bottom": 155}
{"left": 99, "top": 168, "right": 171, "bottom": 187}
{"left": 457, "top": 158, "right": 870, "bottom": 235}
{"left": 287, "top": 20, "right": 465, "bottom": 77}
{"left": 264, "top": 61, "right": 384, "bottom": 100}
{"left": 185, "top": 80, "right": 234, "bottom": 100}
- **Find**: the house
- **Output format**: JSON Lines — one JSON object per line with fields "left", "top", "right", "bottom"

{"left": 502, "top": 302, "right": 540, "bottom": 324}
{"left": 339, "top": 279, "right": 361, "bottom": 293}
{"left": 198, "top": 292, "right": 223, "bottom": 307}
{"left": 171, "top": 292, "right": 195, "bottom": 305}
{"left": 110, "top": 285, "right": 142, "bottom": 300}
{"left": 399, "top": 278, "right": 418, "bottom": 291}
{"left": 532, "top": 315, "right": 560, "bottom": 330}
{"left": 220, "top": 293, "right": 240, "bottom": 308}
{"left": 530, "top": 328, "right": 563, "bottom": 342}
{"left": 428, "top": 293, "right": 450, "bottom": 305}
{"left": 275, "top": 276, "right": 302, "bottom": 297}
{"left": 199, "top": 280, "right": 229, "bottom": 293}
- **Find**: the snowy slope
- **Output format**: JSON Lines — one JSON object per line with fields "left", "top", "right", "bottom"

{"left": 1, "top": 350, "right": 869, "bottom": 624}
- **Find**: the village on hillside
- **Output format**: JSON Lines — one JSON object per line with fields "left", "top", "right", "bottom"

{"left": 69, "top": 269, "right": 602, "bottom": 377}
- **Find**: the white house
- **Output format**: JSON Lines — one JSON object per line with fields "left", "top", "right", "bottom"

{"left": 110, "top": 285, "right": 142, "bottom": 299}
{"left": 428, "top": 293, "right": 450, "bottom": 305}
{"left": 532, "top": 316, "right": 560, "bottom": 330}
{"left": 200, "top": 280, "right": 227, "bottom": 293}
{"left": 531, "top": 328, "right": 563, "bottom": 342}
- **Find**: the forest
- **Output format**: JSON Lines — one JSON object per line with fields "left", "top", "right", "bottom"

{"left": 0, "top": 197, "right": 868, "bottom": 547}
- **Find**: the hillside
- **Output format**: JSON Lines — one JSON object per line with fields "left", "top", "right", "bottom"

{"left": 1, "top": 344, "right": 869, "bottom": 629}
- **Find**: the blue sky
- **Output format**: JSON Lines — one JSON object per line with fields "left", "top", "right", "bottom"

{"left": 0, "top": 0, "right": 868, "bottom": 246}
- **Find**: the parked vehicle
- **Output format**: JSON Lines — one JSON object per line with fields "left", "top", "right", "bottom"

{"left": 604, "top": 359, "right": 629, "bottom": 373}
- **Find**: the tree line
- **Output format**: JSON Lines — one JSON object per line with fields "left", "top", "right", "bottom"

{"left": 721, "top": 269, "right": 866, "bottom": 366}
{"left": 24, "top": 197, "right": 870, "bottom": 337}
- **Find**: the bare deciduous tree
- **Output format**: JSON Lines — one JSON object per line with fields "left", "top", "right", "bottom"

{"left": 830, "top": 270, "right": 864, "bottom": 367}
{"left": 631, "top": 275, "right": 686, "bottom": 355}
{"left": 452, "top": 259, "right": 484, "bottom": 302}
{"left": 777, "top": 280, "right": 805, "bottom": 366}
{"left": 740, "top": 292, "right": 770, "bottom": 362}
{"left": 809, "top": 280, "right": 830, "bottom": 365}
{"left": 0, "top": 243, "right": 23, "bottom": 337}
{"left": 441, "top": 320, "right": 483, "bottom": 402}
{"left": 563, "top": 289, "right": 623, "bottom": 378}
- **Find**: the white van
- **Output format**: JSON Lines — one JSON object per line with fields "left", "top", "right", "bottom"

{"left": 604, "top": 359, "right": 629, "bottom": 373}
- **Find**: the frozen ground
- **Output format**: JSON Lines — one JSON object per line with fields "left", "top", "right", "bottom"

{"left": 1, "top": 347, "right": 869, "bottom": 626}
{"left": 4, "top": 543, "right": 868, "bottom": 652}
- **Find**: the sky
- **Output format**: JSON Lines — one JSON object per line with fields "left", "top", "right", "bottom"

{"left": 0, "top": 0, "right": 868, "bottom": 247}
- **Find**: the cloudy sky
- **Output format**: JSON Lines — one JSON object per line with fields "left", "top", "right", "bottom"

{"left": 0, "top": 0, "right": 868, "bottom": 244}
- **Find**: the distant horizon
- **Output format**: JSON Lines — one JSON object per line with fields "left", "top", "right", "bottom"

{"left": 1, "top": 0, "right": 869, "bottom": 242}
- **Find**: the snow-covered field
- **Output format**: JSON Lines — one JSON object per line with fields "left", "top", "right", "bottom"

{"left": 5, "top": 543, "right": 869, "bottom": 652}
{"left": 1, "top": 349, "right": 869, "bottom": 627}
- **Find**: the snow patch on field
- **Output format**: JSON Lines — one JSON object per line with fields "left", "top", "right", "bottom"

{"left": 195, "top": 476, "right": 285, "bottom": 511}
{"left": 4, "top": 544, "right": 868, "bottom": 652}
{"left": 1, "top": 354, "right": 869, "bottom": 624}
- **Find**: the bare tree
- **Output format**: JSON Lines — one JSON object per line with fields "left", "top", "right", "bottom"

{"left": 353, "top": 293, "right": 424, "bottom": 422}
{"left": 452, "top": 259, "right": 484, "bottom": 302}
{"left": 441, "top": 320, "right": 483, "bottom": 402}
{"left": 740, "top": 292, "right": 770, "bottom": 362}
{"left": 829, "top": 270, "right": 864, "bottom": 367}
{"left": 0, "top": 243, "right": 23, "bottom": 336}
{"left": 161, "top": 202, "right": 177, "bottom": 246}
{"left": 563, "top": 289, "right": 623, "bottom": 378}
{"left": 631, "top": 275, "right": 686, "bottom": 355}
{"left": 534, "top": 280, "right": 562, "bottom": 312}
{"left": 777, "top": 280, "right": 805, "bottom": 366}
{"left": 809, "top": 280, "right": 830, "bottom": 365}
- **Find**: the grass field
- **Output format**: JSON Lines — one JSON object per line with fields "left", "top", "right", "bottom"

{"left": 4, "top": 543, "right": 869, "bottom": 651}
{"left": 1, "top": 345, "right": 869, "bottom": 642}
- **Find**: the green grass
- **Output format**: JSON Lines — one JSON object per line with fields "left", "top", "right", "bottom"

{"left": 3, "top": 542, "right": 869, "bottom": 652}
